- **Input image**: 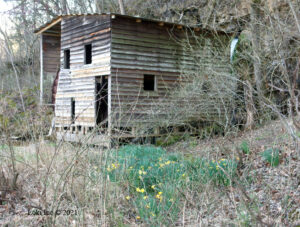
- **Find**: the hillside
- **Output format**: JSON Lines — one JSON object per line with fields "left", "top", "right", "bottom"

{"left": 0, "top": 120, "right": 299, "bottom": 226}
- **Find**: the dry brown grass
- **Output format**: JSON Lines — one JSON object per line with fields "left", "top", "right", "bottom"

{"left": 0, "top": 120, "right": 299, "bottom": 226}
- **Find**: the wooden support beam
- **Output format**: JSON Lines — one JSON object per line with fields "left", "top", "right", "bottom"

{"left": 136, "top": 18, "right": 142, "bottom": 23}
{"left": 154, "top": 127, "right": 160, "bottom": 134}
{"left": 158, "top": 22, "right": 164, "bottom": 26}
{"left": 39, "top": 35, "right": 43, "bottom": 105}
{"left": 131, "top": 127, "right": 136, "bottom": 136}
{"left": 177, "top": 25, "right": 183, "bottom": 29}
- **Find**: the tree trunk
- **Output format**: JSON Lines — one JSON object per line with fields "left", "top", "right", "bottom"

{"left": 244, "top": 80, "right": 255, "bottom": 130}
{"left": 61, "top": 0, "right": 68, "bottom": 14}
{"left": 95, "top": 0, "right": 102, "bottom": 13}
{"left": 118, "top": 0, "right": 125, "bottom": 15}
{"left": 250, "top": 1, "right": 263, "bottom": 107}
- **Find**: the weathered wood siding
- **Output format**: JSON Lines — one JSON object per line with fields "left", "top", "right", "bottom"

{"left": 110, "top": 17, "right": 231, "bottom": 128}
{"left": 55, "top": 15, "right": 111, "bottom": 127}
{"left": 42, "top": 34, "right": 61, "bottom": 74}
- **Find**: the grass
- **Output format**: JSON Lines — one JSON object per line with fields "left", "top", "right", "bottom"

{"left": 240, "top": 141, "right": 250, "bottom": 154}
{"left": 261, "top": 148, "right": 280, "bottom": 167}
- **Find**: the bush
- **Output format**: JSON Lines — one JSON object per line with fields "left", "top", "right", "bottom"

{"left": 105, "top": 145, "right": 238, "bottom": 224}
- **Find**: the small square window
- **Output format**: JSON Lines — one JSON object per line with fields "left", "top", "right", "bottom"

{"left": 143, "top": 74, "right": 156, "bottom": 91}
{"left": 64, "top": 49, "right": 70, "bottom": 69}
{"left": 84, "top": 44, "right": 92, "bottom": 64}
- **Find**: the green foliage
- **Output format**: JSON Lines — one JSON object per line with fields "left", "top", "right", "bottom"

{"left": 240, "top": 141, "right": 250, "bottom": 154}
{"left": 192, "top": 158, "right": 237, "bottom": 186}
{"left": 155, "top": 135, "right": 183, "bottom": 147}
{"left": 105, "top": 145, "right": 238, "bottom": 225}
{"left": 261, "top": 148, "right": 280, "bottom": 167}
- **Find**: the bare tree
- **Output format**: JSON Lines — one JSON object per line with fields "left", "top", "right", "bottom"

{"left": 118, "top": 0, "right": 125, "bottom": 14}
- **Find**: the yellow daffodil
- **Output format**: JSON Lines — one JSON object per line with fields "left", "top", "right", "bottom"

{"left": 151, "top": 185, "right": 156, "bottom": 189}
{"left": 155, "top": 192, "right": 163, "bottom": 202}
{"left": 143, "top": 196, "right": 148, "bottom": 200}
{"left": 139, "top": 170, "right": 147, "bottom": 175}
{"left": 146, "top": 204, "right": 150, "bottom": 209}
{"left": 182, "top": 173, "right": 185, "bottom": 177}
{"left": 136, "top": 187, "right": 145, "bottom": 193}
{"left": 165, "top": 160, "right": 171, "bottom": 165}
{"left": 126, "top": 196, "right": 130, "bottom": 200}
{"left": 136, "top": 216, "right": 140, "bottom": 220}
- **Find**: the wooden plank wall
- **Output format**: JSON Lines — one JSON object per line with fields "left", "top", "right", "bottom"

{"left": 55, "top": 15, "right": 111, "bottom": 127}
{"left": 110, "top": 17, "right": 183, "bottom": 128}
{"left": 42, "top": 34, "right": 60, "bottom": 74}
{"left": 110, "top": 17, "right": 231, "bottom": 129}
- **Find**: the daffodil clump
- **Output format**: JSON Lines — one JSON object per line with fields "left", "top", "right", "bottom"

{"left": 105, "top": 145, "right": 185, "bottom": 224}
{"left": 105, "top": 145, "right": 237, "bottom": 224}
{"left": 191, "top": 158, "right": 237, "bottom": 186}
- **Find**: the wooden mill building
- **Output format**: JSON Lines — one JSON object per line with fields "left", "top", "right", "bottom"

{"left": 34, "top": 13, "right": 232, "bottom": 146}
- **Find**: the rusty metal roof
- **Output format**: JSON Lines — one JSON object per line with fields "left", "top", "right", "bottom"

{"left": 34, "top": 13, "right": 231, "bottom": 35}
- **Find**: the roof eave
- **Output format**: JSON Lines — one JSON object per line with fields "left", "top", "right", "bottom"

{"left": 34, "top": 16, "right": 62, "bottom": 34}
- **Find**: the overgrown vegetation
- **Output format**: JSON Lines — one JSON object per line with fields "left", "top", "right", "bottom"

{"left": 104, "top": 145, "right": 238, "bottom": 224}
{"left": 0, "top": 0, "right": 299, "bottom": 226}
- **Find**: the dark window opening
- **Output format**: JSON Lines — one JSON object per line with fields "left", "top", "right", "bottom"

{"left": 71, "top": 98, "right": 75, "bottom": 124}
{"left": 95, "top": 76, "right": 108, "bottom": 126}
{"left": 64, "top": 49, "right": 70, "bottom": 69}
{"left": 144, "top": 74, "right": 155, "bottom": 91}
{"left": 85, "top": 44, "right": 92, "bottom": 64}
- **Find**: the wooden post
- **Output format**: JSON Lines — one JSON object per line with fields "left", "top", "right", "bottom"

{"left": 107, "top": 75, "right": 112, "bottom": 143}
{"left": 40, "top": 35, "right": 44, "bottom": 105}
{"left": 154, "top": 127, "right": 160, "bottom": 135}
